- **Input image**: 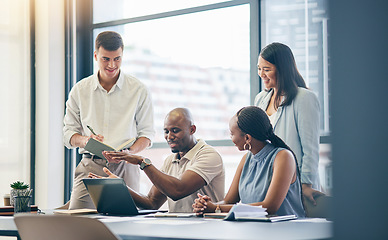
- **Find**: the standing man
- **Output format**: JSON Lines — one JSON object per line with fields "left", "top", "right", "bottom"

{"left": 63, "top": 31, "right": 155, "bottom": 209}
{"left": 91, "top": 108, "right": 225, "bottom": 213}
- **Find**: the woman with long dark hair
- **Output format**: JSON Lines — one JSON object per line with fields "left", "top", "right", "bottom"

{"left": 192, "top": 106, "right": 305, "bottom": 217}
{"left": 255, "top": 42, "right": 322, "bottom": 204}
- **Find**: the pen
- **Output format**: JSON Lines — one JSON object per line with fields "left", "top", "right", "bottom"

{"left": 87, "top": 125, "right": 97, "bottom": 135}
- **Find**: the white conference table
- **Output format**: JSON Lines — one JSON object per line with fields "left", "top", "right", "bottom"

{"left": 1, "top": 213, "right": 332, "bottom": 240}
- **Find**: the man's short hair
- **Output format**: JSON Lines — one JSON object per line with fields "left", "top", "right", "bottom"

{"left": 95, "top": 31, "right": 124, "bottom": 52}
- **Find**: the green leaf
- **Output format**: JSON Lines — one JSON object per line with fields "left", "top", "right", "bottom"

{"left": 10, "top": 181, "right": 29, "bottom": 189}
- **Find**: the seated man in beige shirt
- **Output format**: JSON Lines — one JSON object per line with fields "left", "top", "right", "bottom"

{"left": 89, "top": 108, "right": 225, "bottom": 213}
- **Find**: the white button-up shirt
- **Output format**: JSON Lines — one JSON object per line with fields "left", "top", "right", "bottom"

{"left": 63, "top": 71, "right": 155, "bottom": 154}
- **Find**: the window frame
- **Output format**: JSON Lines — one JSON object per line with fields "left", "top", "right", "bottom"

{"left": 63, "top": 0, "right": 329, "bottom": 202}
{"left": 30, "top": 0, "right": 36, "bottom": 204}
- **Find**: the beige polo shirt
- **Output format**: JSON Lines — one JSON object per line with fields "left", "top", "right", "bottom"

{"left": 160, "top": 139, "right": 225, "bottom": 213}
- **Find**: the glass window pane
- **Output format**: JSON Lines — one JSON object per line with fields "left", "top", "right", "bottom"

{"left": 0, "top": 1, "right": 31, "bottom": 198}
{"left": 261, "top": 0, "right": 329, "bottom": 135}
{"left": 261, "top": 0, "right": 331, "bottom": 193}
{"left": 94, "top": 5, "right": 250, "bottom": 142}
{"left": 93, "top": 0, "right": 233, "bottom": 23}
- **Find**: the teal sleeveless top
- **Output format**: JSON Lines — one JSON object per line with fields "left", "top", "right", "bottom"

{"left": 239, "top": 144, "right": 305, "bottom": 218}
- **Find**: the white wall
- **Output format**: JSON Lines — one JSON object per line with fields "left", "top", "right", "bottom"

{"left": 34, "top": 0, "right": 65, "bottom": 209}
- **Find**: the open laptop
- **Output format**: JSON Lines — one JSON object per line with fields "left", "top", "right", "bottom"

{"left": 83, "top": 178, "right": 163, "bottom": 216}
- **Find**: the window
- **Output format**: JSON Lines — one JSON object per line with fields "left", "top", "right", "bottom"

{"left": 261, "top": 0, "right": 330, "bottom": 135}
{"left": 261, "top": 0, "right": 331, "bottom": 192}
{"left": 0, "top": 1, "right": 32, "bottom": 199}
{"left": 93, "top": 0, "right": 235, "bottom": 23}
{"left": 69, "top": 0, "right": 331, "bottom": 198}
{"left": 90, "top": 1, "right": 253, "bottom": 196}
{"left": 93, "top": 4, "right": 250, "bottom": 142}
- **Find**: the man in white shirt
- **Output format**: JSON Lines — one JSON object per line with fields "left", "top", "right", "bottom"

{"left": 91, "top": 108, "right": 225, "bottom": 213}
{"left": 63, "top": 31, "right": 155, "bottom": 209}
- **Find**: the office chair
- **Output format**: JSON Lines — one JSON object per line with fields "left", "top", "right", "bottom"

{"left": 14, "top": 214, "right": 121, "bottom": 240}
{"left": 304, "top": 194, "right": 333, "bottom": 219}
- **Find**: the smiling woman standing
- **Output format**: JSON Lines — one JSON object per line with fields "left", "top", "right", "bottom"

{"left": 254, "top": 42, "right": 323, "bottom": 204}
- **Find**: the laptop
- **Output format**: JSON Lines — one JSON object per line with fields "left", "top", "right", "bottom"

{"left": 83, "top": 178, "right": 163, "bottom": 216}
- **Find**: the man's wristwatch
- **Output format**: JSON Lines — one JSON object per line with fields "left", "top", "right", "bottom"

{"left": 139, "top": 158, "right": 152, "bottom": 170}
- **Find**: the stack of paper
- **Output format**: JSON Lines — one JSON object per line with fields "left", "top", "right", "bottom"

{"left": 204, "top": 203, "right": 297, "bottom": 222}
{"left": 225, "top": 203, "right": 267, "bottom": 220}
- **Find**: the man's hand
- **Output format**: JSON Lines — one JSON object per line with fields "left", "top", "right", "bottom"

{"left": 83, "top": 134, "right": 104, "bottom": 147}
{"left": 302, "top": 184, "right": 325, "bottom": 205}
{"left": 91, "top": 134, "right": 104, "bottom": 142}
{"left": 102, "top": 150, "right": 144, "bottom": 165}
{"left": 70, "top": 133, "right": 104, "bottom": 148}
{"left": 88, "top": 167, "right": 119, "bottom": 179}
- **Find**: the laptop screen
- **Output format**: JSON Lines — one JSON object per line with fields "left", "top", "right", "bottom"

{"left": 83, "top": 178, "right": 140, "bottom": 216}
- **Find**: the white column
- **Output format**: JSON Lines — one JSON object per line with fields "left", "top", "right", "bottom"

{"left": 35, "top": 0, "right": 65, "bottom": 209}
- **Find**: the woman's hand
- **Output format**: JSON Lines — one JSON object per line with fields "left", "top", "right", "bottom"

{"left": 102, "top": 150, "right": 144, "bottom": 165}
{"left": 192, "top": 193, "right": 216, "bottom": 215}
{"left": 88, "top": 167, "right": 119, "bottom": 179}
{"left": 302, "top": 184, "right": 325, "bottom": 205}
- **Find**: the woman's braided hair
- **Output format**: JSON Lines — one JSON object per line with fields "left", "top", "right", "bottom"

{"left": 236, "top": 106, "right": 290, "bottom": 151}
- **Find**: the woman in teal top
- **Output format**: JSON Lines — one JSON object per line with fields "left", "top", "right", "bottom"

{"left": 239, "top": 145, "right": 305, "bottom": 217}
{"left": 192, "top": 106, "right": 305, "bottom": 217}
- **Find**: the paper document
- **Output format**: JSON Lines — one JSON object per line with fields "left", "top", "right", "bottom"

{"left": 235, "top": 214, "right": 297, "bottom": 222}
{"left": 53, "top": 208, "right": 98, "bottom": 215}
{"left": 222, "top": 203, "right": 297, "bottom": 222}
{"left": 224, "top": 203, "right": 267, "bottom": 220}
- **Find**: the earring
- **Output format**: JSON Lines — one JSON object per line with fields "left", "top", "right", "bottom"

{"left": 243, "top": 143, "right": 252, "bottom": 151}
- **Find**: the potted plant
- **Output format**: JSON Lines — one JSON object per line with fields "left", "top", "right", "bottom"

{"left": 10, "top": 181, "right": 30, "bottom": 206}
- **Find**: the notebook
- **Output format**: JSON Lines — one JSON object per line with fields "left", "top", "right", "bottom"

{"left": 84, "top": 137, "right": 136, "bottom": 160}
{"left": 83, "top": 178, "right": 162, "bottom": 216}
